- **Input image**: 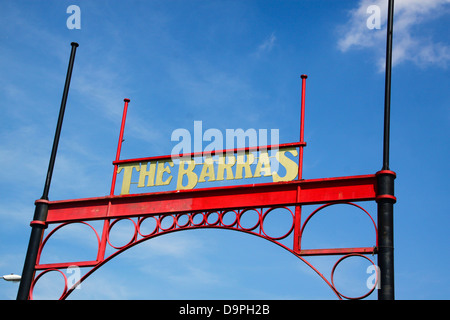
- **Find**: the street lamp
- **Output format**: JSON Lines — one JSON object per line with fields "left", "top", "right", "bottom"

{"left": 2, "top": 274, "right": 21, "bottom": 282}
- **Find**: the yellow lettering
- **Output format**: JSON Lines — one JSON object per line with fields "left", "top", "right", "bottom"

{"left": 254, "top": 151, "right": 272, "bottom": 177}
{"left": 117, "top": 163, "right": 140, "bottom": 195}
{"left": 118, "top": 146, "right": 299, "bottom": 194}
{"left": 235, "top": 152, "right": 255, "bottom": 179}
{"left": 198, "top": 156, "right": 216, "bottom": 183}
{"left": 216, "top": 154, "right": 236, "bottom": 181}
{"left": 177, "top": 159, "right": 198, "bottom": 190}
{"left": 137, "top": 161, "right": 157, "bottom": 187}
{"left": 272, "top": 147, "right": 299, "bottom": 182}
{"left": 155, "top": 160, "right": 174, "bottom": 186}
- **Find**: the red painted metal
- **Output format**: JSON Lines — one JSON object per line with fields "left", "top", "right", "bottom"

{"left": 30, "top": 175, "right": 380, "bottom": 301}
{"left": 298, "top": 74, "right": 307, "bottom": 180}
{"left": 33, "top": 199, "right": 379, "bottom": 300}
{"left": 300, "top": 248, "right": 375, "bottom": 256}
{"left": 29, "top": 220, "right": 48, "bottom": 228}
{"left": 299, "top": 202, "right": 378, "bottom": 253}
{"left": 28, "top": 76, "right": 384, "bottom": 300}
{"left": 41, "top": 174, "right": 376, "bottom": 223}
{"left": 331, "top": 254, "right": 379, "bottom": 300}
{"left": 95, "top": 98, "right": 131, "bottom": 281}
{"left": 293, "top": 75, "right": 307, "bottom": 254}
{"left": 113, "top": 142, "right": 306, "bottom": 165}
{"left": 29, "top": 268, "right": 68, "bottom": 300}
{"left": 376, "top": 194, "right": 397, "bottom": 203}
{"left": 110, "top": 98, "right": 130, "bottom": 196}
{"left": 375, "top": 170, "right": 397, "bottom": 204}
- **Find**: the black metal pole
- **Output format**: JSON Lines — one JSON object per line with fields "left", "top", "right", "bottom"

{"left": 377, "top": 0, "right": 395, "bottom": 300}
{"left": 382, "top": 0, "right": 394, "bottom": 172}
{"left": 17, "top": 42, "right": 79, "bottom": 300}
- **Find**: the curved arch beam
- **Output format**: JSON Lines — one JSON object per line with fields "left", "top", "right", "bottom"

{"left": 58, "top": 223, "right": 341, "bottom": 300}
{"left": 32, "top": 202, "right": 377, "bottom": 300}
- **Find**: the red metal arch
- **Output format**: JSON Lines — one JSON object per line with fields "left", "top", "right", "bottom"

{"left": 31, "top": 201, "right": 378, "bottom": 300}
{"left": 22, "top": 73, "right": 393, "bottom": 300}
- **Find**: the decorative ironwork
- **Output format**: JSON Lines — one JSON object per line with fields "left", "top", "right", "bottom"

{"left": 31, "top": 200, "right": 378, "bottom": 300}
{"left": 331, "top": 254, "right": 379, "bottom": 300}
{"left": 18, "top": 38, "right": 396, "bottom": 299}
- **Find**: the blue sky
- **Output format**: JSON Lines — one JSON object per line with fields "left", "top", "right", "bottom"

{"left": 0, "top": 0, "right": 449, "bottom": 300}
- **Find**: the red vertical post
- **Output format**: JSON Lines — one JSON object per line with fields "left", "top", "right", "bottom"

{"left": 294, "top": 75, "right": 307, "bottom": 254}
{"left": 97, "top": 98, "right": 130, "bottom": 262}
{"left": 110, "top": 98, "right": 130, "bottom": 196}
{"left": 298, "top": 74, "right": 307, "bottom": 180}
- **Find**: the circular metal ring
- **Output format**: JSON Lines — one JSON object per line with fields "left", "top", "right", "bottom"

{"left": 159, "top": 214, "right": 176, "bottom": 231}
{"left": 190, "top": 212, "right": 206, "bottom": 226}
{"left": 206, "top": 211, "right": 220, "bottom": 226}
{"left": 261, "top": 206, "right": 295, "bottom": 240}
{"left": 331, "top": 254, "right": 378, "bottom": 300}
{"left": 219, "top": 210, "right": 238, "bottom": 227}
{"left": 237, "top": 208, "right": 261, "bottom": 231}
{"left": 30, "top": 268, "right": 68, "bottom": 300}
{"left": 107, "top": 218, "right": 138, "bottom": 250}
{"left": 137, "top": 216, "right": 159, "bottom": 237}
{"left": 175, "top": 213, "right": 190, "bottom": 228}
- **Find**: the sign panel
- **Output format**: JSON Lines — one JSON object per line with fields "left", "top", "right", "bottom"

{"left": 114, "top": 144, "right": 301, "bottom": 195}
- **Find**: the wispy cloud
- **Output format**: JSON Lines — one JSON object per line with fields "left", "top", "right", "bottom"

{"left": 338, "top": 0, "right": 450, "bottom": 71}
{"left": 257, "top": 32, "right": 277, "bottom": 54}
{"left": 250, "top": 32, "right": 277, "bottom": 60}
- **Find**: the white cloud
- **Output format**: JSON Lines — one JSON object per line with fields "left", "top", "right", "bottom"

{"left": 257, "top": 32, "right": 277, "bottom": 54}
{"left": 338, "top": 0, "right": 450, "bottom": 70}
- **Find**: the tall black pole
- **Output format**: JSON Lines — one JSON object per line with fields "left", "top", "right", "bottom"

{"left": 17, "top": 42, "right": 79, "bottom": 300}
{"left": 382, "top": 0, "right": 394, "bottom": 171}
{"left": 377, "top": 0, "right": 396, "bottom": 300}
